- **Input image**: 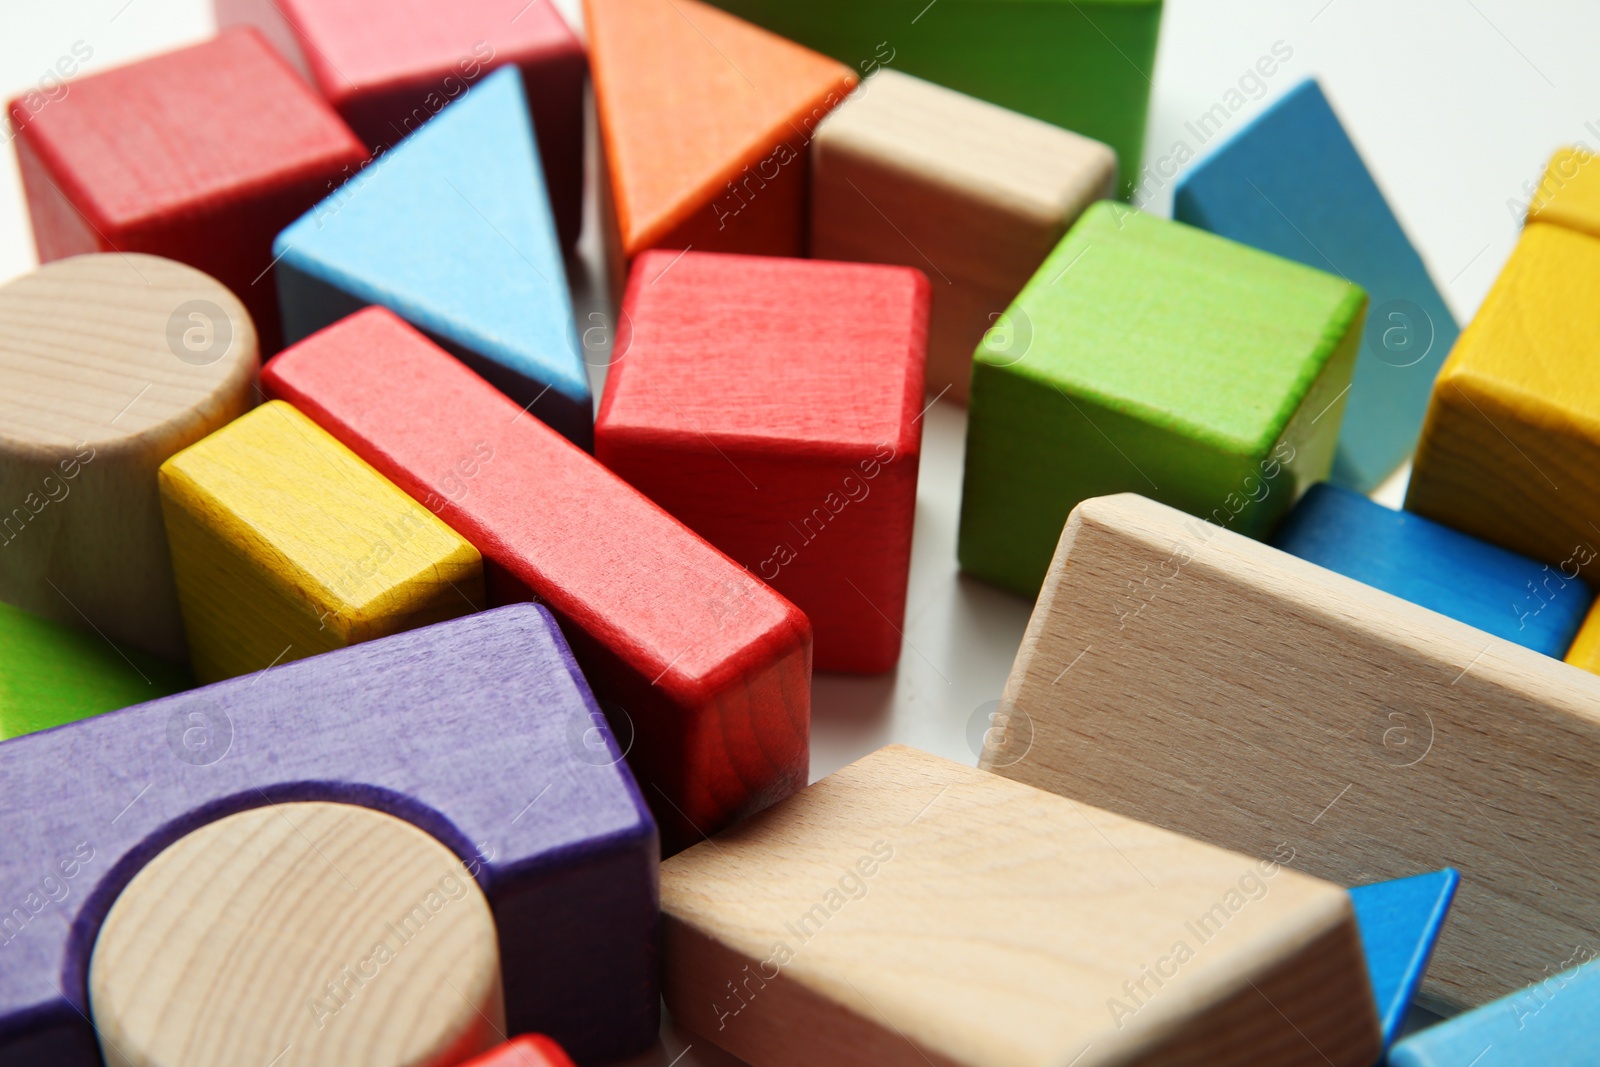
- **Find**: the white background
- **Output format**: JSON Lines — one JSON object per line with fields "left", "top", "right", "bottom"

{"left": 4, "top": 2, "right": 1598, "bottom": 1063}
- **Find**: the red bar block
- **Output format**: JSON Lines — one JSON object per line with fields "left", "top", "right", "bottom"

{"left": 596, "top": 252, "right": 929, "bottom": 673}
{"left": 461, "top": 1035, "right": 576, "bottom": 1067}
{"left": 7, "top": 28, "right": 367, "bottom": 352}
{"left": 262, "top": 308, "right": 811, "bottom": 851}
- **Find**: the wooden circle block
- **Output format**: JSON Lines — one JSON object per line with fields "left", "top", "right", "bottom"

{"left": 0, "top": 253, "right": 257, "bottom": 660}
{"left": 89, "top": 802, "right": 503, "bottom": 1067}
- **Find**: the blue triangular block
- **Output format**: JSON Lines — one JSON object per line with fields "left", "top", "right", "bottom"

{"left": 1350, "top": 869, "right": 1460, "bottom": 1048}
{"left": 1391, "top": 955, "right": 1600, "bottom": 1065}
{"left": 274, "top": 66, "right": 591, "bottom": 448}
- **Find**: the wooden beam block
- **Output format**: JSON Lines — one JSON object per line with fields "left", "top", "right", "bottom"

{"left": 274, "top": 67, "right": 591, "bottom": 448}
{"left": 462, "top": 1035, "right": 577, "bottom": 1067}
{"left": 88, "top": 802, "right": 503, "bottom": 1067}
{"left": 215, "top": 0, "right": 587, "bottom": 248}
{"left": 595, "top": 251, "right": 927, "bottom": 673}
{"left": 1407, "top": 223, "right": 1600, "bottom": 582}
{"left": 1174, "top": 79, "right": 1458, "bottom": 491}
{"left": 6, "top": 28, "right": 366, "bottom": 353}
{"left": 158, "top": 400, "right": 485, "bottom": 683}
{"left": 0, "top": 601, "right": 190, "bottom": 740}
{"left": 0, "top": 253, "right": 257, "bottom": 661}
{"left": 810, "top": 68, "right": 1115, "bottom": 404}
{"left": 0, "top": 605, "right": 659, "bottom": 1065}
{"left": 1349, "top": 870, "right": 1459, "bottom": 1049}
{"left": 1389, "top": 957, "right": 1600, "bottom": 1065}
{"left": 661, "top": 745, "right": 1382, "bottom": 1067}
{"left": 261, "top": 307, "right": 811, "bottom": 852}
{"left": 958, "top": 202, "right": 1365, "bottom": 597}
{"left": 701, "top": 0, "right": 1162, "bottom": 198}
{"left": 982, "top": 492, "right": 1600, "bottom": 1009}
{"left": 1525, "top": 146, "right": 1600, "bottom": 240}
{"left": 1271, "top": 483, "right": 1592, "bottom": 658}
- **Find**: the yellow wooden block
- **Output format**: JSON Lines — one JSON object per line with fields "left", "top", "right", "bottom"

{"left": 1406, "top": 223, "right": 1600, "bottom": 579}
{"left": 1565, "top": 598, "right": 1600, "bottom": 674}
{"left": 159, "top": 400, "right": 485, "bottom": 682}
{"left": 1526, "top": 146, "right": 1600, "bottom": 240}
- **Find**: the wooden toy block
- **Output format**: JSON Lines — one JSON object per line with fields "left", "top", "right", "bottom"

{"left": 703, "top": 0, "right": 1162, "bottom": 198}
{"left": 595, "top": 251, "right": 928, "bottom": 674}
{"left": 462, "top": 1035, "right": 577, "bottom": 1067}
{"left": 1271, "top": 483, "right": 1593, "bottom": 658}
{"left": 0, "top": 601, "right": 190, "bottom": 741}
{"left": 216, "top": 0, "right": 587, "bottom": 248}
{"left": 274, "top": 67, "right": 591, "bottom": 449}
{"left": 261, "top": 307, "right": 811, "bottom": 852}
{"left": 1349, "top": 870, "right": 1459, "bottom": 1048}
{"left": 585, "top": 0, "right": 856, "bottom": 282}
{"left": 1389, "top": 956, "right": 1600, "bottom": 1066}
{"left": 88, "top": 802, "right": 503, "bottom": 1067}
{"left": 958, "top": 202, "right": 1365, "bottom": 597}
{"left": 1407, "top": 223, "right": 1600, "bottom": 582}
{"left": 660, "top": 745, "right": 1383, "bottom": 1067}
{"left": 1525, "top": 146, "right": 1600, "bottom": 240}
{"left": 1174, "top": 79, "right": 1459, "bottom": 491}
{"left": 157, "top": 400, "right": 485, "bottom": 683}
{"left": 0, "top": 253, "right": 257, "bottom": 661}
{"left": 810, "top": 69, "right": 1115, "bottom": 404}
{"left": 1563, "top": 598, "right": 1600, "bottom": 675}
{"left": 982, "top": 492, "right": 1600, "bottom": 1009}
{"left": 0, "top": 605, "right": 659, "bottom": 1065}
{"left": 7, "top": 28, "right": 366, "bottom": 353}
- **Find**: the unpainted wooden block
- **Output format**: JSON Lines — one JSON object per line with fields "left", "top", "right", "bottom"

{"left": 983, "top": 492, "right": 1600, "bottom": 1010}
{"left": 958, "top": 202, "right": 1366, "bottom": 597}
{"left": 810, "top": 68, "right": 1114, "bottom": 403}
{"left": 0, "top": 253, "right": 257, "bottom": 661}
{"left": 1525, "top": 145, "right": 1600, "bottom": 240}
{"left": 662, "top": 745, "right": 1382, "bottom": 1067}
{"left": 158, "top": 400, "right": 485, "bottom": 683}
{"left": 596, "top": 251, "right": 927, "bottom": 673}
{"left": 1390, "top": 955, "right": 1600, "bottom": 1065}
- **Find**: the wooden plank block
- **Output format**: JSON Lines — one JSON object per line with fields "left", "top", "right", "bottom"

{"left": 0, "top": 605, "right": 659, "bottom": 1065}
{"left": 0, "top": 254, "right": 257, "bottom": 661}
{"left": 661, "top": 745, "right": 1382, "bottom": 1067}
{"left": 810, "top": 68, "right": 1115, "bottom": 404}
{"left": 6, "top": 28, "right": 366, "bottom": 353}
{"left": 274, "top": 67, "right": 592, "bottom": 448}
{"left": 958, "top": 202, "right": 1365, "bottom": 597}
{"left": 88, "top": 802, "right": 503, "bottom": 1067}
{"left": 158, "top": 400, "right": 485, "bottom": 683}
{"left": 1349, "top": 870, "right": 1459, "bottom": 1048}
{"left": 1174, "top": 79, "right": 1458, "bottom": 491}
{"left": 1525, "top": 145, "right": 1600, "bottom": 240}
{"left": 595, "top": 251, "right": 927, "bottom": 673}
{"left": 1407, "top": 223, "right": 1600, "bottom": 581}
{"left": 215, "top": 0, "right": 587, "bottom": 248}
{"left": 982, "top": 491, "right": 1600, "bottom": 1009}
{"left": 0, "top": 602, "right": 190, "bottom": 741}
{"left": 261, "top": 307, "right": 811, "bottom": 852}
{"left": 462, "top": 1035, "right": 577, "bottom": 1067}
{"left": 1389, "top": 957, "right": 1600, "bottom": 1065}
{"left": 1270, "top": 483, "right": 1592, "bottom": 658}
{"left": 702, "top": 0, "right": 1162, "bottom": 198}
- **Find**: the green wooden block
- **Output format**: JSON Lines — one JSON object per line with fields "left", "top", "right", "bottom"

{"left": 0, "top": 600, "right": 190, "bottom": 740}
{"left": 704, "top": 0, "right": 1161, "bottom": 199}
{"left": 958, "top": 202, "right": 1366, "bottom": 597}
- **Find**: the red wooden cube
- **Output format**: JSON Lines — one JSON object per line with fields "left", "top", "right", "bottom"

{"left": 7, "top": 28, "right": 366, "bottom": 353}
{"left": 216, "top": 0, "right": 586, "bottom": 248}
{"left": 596, "top": 251, "right": 929, "bottom": 674}
{"left": 461, "top": 1035, "right": 576, "bottom": 1067}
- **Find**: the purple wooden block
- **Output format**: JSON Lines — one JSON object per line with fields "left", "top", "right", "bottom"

{"left": 0, "top": 604, "right": 658, "bottom": 1067}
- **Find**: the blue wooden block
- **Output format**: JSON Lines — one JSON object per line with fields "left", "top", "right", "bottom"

{"left": 1350, "top": 869, "right": 1459, "bottom": 1048}
{"left": 273, "top": 66, "right": 592, "bottom": 449}
{"left": 1174, "top": 79, "right": 1458, "bottom": 491}
{"left": 1271, "top": 483, "right": 1593, "bottom": 657}
{"left": 1390, "top": 956, "right": 1600, "bottom": 1066}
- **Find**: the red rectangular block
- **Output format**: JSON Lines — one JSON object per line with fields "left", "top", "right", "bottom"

{"left": 262, "top": 307, "right": 811, "bottom": 851}
{"left": 596, "top": 251, "right": 928, "bottom": 673}
{"left": 8, "top": 28, "right": 367, "bottom": 352}
{"left": 461, "top": 1035, "right": 576, "bottom": 1067}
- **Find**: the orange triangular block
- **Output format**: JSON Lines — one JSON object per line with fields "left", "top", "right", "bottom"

{"left": 587, "top": 0, "right": 855, "bottom": 264}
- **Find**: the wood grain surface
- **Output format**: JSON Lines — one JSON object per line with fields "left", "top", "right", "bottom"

{"left": 159, "top": 400, "right": 484, "bottom": 683}
{"left": 811, "top": 68, "right": 1114, "bottom": 403}
{"left": 89, "top": 802, "right": 503, "bottom": 1067}
{"left": 662, "top": 745, "right": 1381, "bottom": 1067}
{"left": 0, "top": 253, "right": 257, "bottom": 661}
{"left": 984, "top": 492, "right": 1600, "bottom": 1010}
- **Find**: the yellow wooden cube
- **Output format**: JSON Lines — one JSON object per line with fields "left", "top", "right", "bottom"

{"left": 1526, "top": 146, "right": 1600, "bottom": 240}
{"left": 159, "top": 400, "right": 484, "bottom": 682}
{"left": 1407, "top": 223, "right": 1600, "bottom": 580}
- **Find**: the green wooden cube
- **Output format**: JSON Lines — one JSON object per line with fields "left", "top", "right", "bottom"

{"left": 958, "top": 202, "right": 1366, "bottom": 597}
{"left": 704, "top": 0, "right": 1162, "bottom": 199}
